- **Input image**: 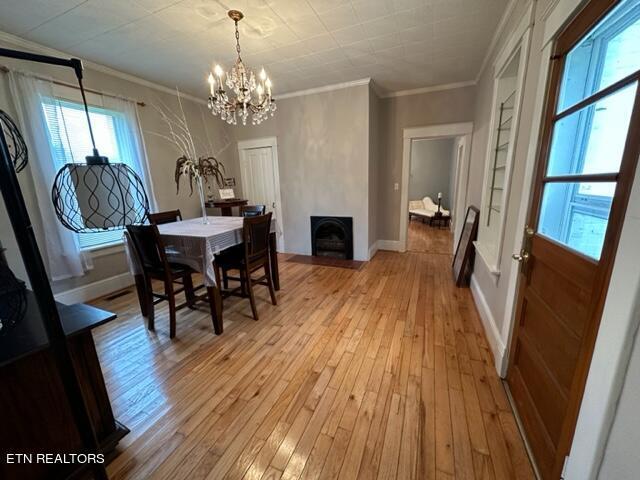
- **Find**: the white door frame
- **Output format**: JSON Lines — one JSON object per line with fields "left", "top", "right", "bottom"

{"left": 237, "top": 136, "right": 285, "bottom": 251}
{"left": 399, "top": 122, "right": 474, "bottom": 252}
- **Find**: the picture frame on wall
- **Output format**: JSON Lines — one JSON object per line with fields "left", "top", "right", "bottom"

{"left": 452, "top": 206, "right": 480, "bottom": 287}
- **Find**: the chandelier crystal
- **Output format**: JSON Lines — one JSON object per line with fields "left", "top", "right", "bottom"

{"left": 207, "top": 10, "right": 276, "bottom": 126}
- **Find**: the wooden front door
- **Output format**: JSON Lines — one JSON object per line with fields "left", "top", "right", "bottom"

{"left": 506, "top": 0, "right": 640, "bottom": 478}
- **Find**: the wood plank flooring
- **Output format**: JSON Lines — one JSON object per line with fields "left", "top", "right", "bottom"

{"left": 407, "top": 219, "right": 453, "bottom": 255}
{"left": 90, "top": 245, "right": 534, "bottom": 479}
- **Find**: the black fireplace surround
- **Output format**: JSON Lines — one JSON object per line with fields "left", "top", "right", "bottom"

{"left": 310, "top": 216, "right": 353, "bottom": 260}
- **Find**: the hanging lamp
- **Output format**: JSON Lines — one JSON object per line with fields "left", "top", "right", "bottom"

{"left": 50, "top": 63, "right": 149, "bottom": 232}
{"left": 0, "top": 47, "right": 149, "bottom": 233}
{"left": 0, "top": 109, "right": 28, "bottom": 173}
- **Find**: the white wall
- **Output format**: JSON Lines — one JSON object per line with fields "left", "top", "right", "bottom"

{"left": 596, "top": 317, "right": 640, "bottom": 479}
{"left": 408, "top": 138, "right": 454, "bottom": 208}
{"left": 567, "top": 149, "right": 640, "bottom": 480}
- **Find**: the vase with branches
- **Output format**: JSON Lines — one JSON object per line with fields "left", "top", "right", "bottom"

{"left": 150, "top": 89, "right": 228, "bottom": 224}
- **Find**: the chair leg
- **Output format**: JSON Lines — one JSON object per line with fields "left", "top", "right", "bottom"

{"left": 245, "top": 269, "right": 259, "bottom": 320}
{"left": 240, "top": 269, "right": 247, "bottom": 296}
{"left": 264, "top": 262, "right": 277, "bottom": 306}
{"left": 222, "top": 268, "right": 229, "bottom": 290}
{"left": 145, "top": 276, "right": 155, "bottom": 331}
{"left": 134, "top": 274, "right": 148, "bottom": 317}
{"left": 166, "top": 280, "right": 177, "bottom": 339}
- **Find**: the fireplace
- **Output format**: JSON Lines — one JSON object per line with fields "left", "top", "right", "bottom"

{"left": 311, "top": 216, "right": 353, "bottom": 260}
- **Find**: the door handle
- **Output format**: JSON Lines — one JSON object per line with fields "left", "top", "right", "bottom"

{"left": 272, "top": 202, "right": 276, "bottom": 208}
{"left": 512, "top": 251, "right": 530, "bottom": 263}
{"left": 513, "top": 225, "right": 533, "bottom": 269}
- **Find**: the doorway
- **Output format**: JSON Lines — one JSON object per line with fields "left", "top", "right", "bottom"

{"left": 506, "top": 1, "right": 640, "bottom": 478}
{"left": 399, "top": 123, "right": 473, "bottom": 253}
{"left": 237, "top": 137, "right": 285, "bottom": 250}
{"left": 406, "top": 137, "right": 457, "bottom": 254}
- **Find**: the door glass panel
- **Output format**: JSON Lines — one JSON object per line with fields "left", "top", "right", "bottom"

{"left": 538, "top": 182, "right": 615, "bottom": 259}
{"left": 547, "top": 83, "right": 637, "bottom": 176}
{"left": 558, "top": 0, "right": 640, "bottom": 113}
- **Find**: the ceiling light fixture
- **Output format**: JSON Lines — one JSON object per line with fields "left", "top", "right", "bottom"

{"left": 207, "top": 10, "right": 276, "bottom": 126}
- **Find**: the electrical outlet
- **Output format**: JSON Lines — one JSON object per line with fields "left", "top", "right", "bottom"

{"left": 394, "top": 182, "right": 399, "bottom": 191}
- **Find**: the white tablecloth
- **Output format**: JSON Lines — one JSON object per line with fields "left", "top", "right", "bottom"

{"left": 124, "top": 216, "right": 277, "bottom": 286}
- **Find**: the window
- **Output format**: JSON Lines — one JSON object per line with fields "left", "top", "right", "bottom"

{"left": 538, "top": 0, "right": 640, "bottom": 260}
{"left": 41, "top": 97, "right": 142, "bottom": 250}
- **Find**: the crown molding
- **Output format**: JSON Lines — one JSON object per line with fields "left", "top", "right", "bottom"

{"left": 474, "top": 0, "right": 521, "bottom": 83}
{"left": 0, "top": 30, "right": 207, "bottom": 105}
{"left": 276, "top": 77, "right": 371, "bottom": 100}
{"left": 381, "top": 80, "right": 476, "bottom": 99}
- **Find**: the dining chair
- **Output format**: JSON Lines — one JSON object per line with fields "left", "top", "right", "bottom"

{"left": 126, "top": 224, "right": 197, "bottom": 338}
{"left": 148, "top": 209, "right": 182, "bottom": 225}
{"left": 240, "top": 205, "right": 266, "bottom": 217}
{"left": 214, "top": 212, "right": 277, "bottom": 320}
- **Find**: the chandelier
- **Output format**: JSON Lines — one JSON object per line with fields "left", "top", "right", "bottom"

{"left": 207, "top": 10, "right": 276, "bottom": 126}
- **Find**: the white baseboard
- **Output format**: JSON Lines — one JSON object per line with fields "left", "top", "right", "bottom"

{"left": 377, "top": 239, "right": 402, "bottom": 252}
{"left": 54, "top": 272, "right": 134, "bottom": 305}
{"left": 470, "top": 274, "right": 508, "bottom": 375}
{"left": 368, "top": 241, "right": 379, "bottom": 260}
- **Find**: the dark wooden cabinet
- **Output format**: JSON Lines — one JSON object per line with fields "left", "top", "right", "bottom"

{"left": 0, "top": 296, "right": 128, "bottom": 479}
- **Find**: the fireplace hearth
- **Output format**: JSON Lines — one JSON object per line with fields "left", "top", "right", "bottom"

{"left": 311, "top": 216, "right": 353, "bottom": 260}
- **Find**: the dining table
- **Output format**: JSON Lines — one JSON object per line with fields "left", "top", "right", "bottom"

{"left": 124, "top": 216, "right": 279, "bottom": 335}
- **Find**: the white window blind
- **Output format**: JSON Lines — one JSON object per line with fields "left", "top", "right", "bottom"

{"left": 41, "top": 98, "right": 136, "bottom": 249}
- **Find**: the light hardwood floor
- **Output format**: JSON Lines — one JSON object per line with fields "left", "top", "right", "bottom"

{"left": 91, "top": 247, "right": 534, "bottom": 479}
{"left": 407, "top": 219, "right": 453, "bottom": 255}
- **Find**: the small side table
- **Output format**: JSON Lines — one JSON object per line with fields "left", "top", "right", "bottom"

{"left": 431, "top": 212, "right": 451, "bottom": 229}
{"left": 206, "top": 199, "right": 248, "bottom": 216}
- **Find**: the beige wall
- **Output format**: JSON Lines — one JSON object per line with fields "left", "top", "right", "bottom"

{"left": 230, "top": 84, "right": 370, "bottom": 260}
{"left": 409, "top": 138, "right": 455, "bottom": 207}
{"left": 467, "top": 0, "right": 541, "bottom": 351}
{"left": 377, "top": 86, "right": 476, "bottom": 241}
{"left": 0, "top": 37, "right": 235, "bottom": 294}
{"left": 368, "top": 85, "right": 382, "bottom": 250}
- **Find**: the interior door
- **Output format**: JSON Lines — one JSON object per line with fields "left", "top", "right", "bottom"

{"left": 506, "top": 1, "right": 640, "bottom": 478}
{"left": 239, "top": 144, "right": 284, "bottom": 246}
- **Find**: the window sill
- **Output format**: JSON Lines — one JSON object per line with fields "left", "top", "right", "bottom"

{"left": 473, "top": 241, "right": 501, "bottom": 282}
{"left": 83, "top": 241, "right": 125, "bottom": 258}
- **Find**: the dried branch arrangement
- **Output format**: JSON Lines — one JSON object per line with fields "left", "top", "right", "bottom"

{"left": 149, "top": 89, "right": 227, "bottom": 196}
{"left": 174, "top": 156, "right": 225, "bottom": 195}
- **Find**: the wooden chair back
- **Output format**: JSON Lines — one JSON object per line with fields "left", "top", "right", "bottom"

{"left": 126, "top": 224, "right": 171, "bottom": 279}
{"left": 242, "top": 213, "right": 272, "bottom": 267}
{"left": 148, "top": 209, "right": 182, "bottom": 225}
{"left": 240, "top": 205, "right": 266, "bottom": 217}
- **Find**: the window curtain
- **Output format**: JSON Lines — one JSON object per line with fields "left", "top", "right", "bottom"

{"left": 102, "top": 95, "right": 158, "bottom": 212}
{"left": 7, "top": 71, "right": 93, "bottom": 281}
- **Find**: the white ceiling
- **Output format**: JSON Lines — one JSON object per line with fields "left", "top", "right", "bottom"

{"left": 0, "top": 0, "right": 509, "bottom": 97}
